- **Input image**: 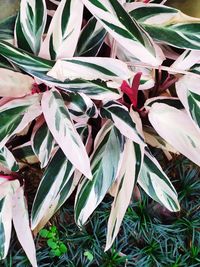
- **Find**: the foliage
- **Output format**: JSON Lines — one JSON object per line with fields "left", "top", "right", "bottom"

{"left": 2, "top": 157, "right": 200, "bottom": 266}
{"left": 0, "top": 0, "right": 199, "bottom": 265}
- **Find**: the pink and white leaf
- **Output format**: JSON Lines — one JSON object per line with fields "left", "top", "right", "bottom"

{"left": 41, "top": 88, "right": 92, "bottom": 178}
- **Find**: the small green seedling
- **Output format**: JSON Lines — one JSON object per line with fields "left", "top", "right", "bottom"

{"left": 39, "top": 225, "right": 67, "bottom": 257}
{"left": 84, "top": 250, "right": 94, "bottom": 262}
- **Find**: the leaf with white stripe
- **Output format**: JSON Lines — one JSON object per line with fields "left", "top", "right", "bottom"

{"left": 31, "top": 116, "right": 55, "bottom": 168}
{"left": 171, "top": 50, "right": 200, "bottom": 72}
{"left": 15, "top": 0, "right": 47, "bottom": 55}
{"left": 128, "top": 3, "right": 200, "bottom": 50}
{"left": 149, "top": 103, "right": 200, "bottom": 167}
{"left": 39, "top": 0, "right": 83, "bottom": 59}
{"left": 12, "top": 141, "right": 39, "bottom": 166}
{"left": 75, "top": 121, "right": 125, "bottom": 226}
{"left": 0, "top": 94, "right": 41, "bottom": 149}
{"left": 62, "top": 92, "right": 97, "bottom": 122}
{"left": 41, "top": 88, "right": 91, "bottom": 178}
{"left": 31, "top": 148, "right": 75, "bottom": 231}
{"left": 82, "top": 0, "right": 164, "bottom": 66}
{"left": 100, "top": 101, "right": 144, "bottom": 145}
{"left": 138, "top": 149, "right": 180, "bottom": 212}
{"left": 0, "top": 15, "right": 16, "bottom": 41}
{"left": 105, "top": 139, "right": 143, "bottom": 251}
{"left": 12, "top": 187, "right": 37, "bottom": 267}
{"left": 176, "top": 75, "right": 200, "bottom": 130}
{"left": 75, "top": 17, "right": 107, "bottom": 57}
{"left": 47, "top": 57, "right": 132, "bottom": 82}
{"left": 0, "top": 41, "right": 121, "bottom": 100}
{"left": 0, "top": 195, "right": 12, "bottom": 260}
{"left": 0, "top": 147, "right": 19, "bottom": 172}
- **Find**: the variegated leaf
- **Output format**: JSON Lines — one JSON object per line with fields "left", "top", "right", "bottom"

{"left": 0, "top": 41, "right": 121, "bottom": 100}
{"left": 138, "top": 149, "right": 180, "bottom": 212}
{"left": 105, "top": 139, "right": 143, "bottom": 251}
{"left": 41, "top": 88, "right": 92, "bottom": 178}
{"left": 0, "top": 68, "right": 34, "bottom": 97}
{"left": 31, "top": 148, "right": 74, "bottom": 232}
{"left": 0, "top": 147, "right": 19, "bottom": 172}
{"left": 75, "top": 121, "right": 125, "bottom": 225}
{"left": 63, "top": 92, "right": 98, "bottom": 122}
{"left": 128, "top": 3, "right": 200, "bottom": 50}
{"left": 145, "top": 96, "right": 184, "bottom": 110}
{"left": 31, "top": 116, "right": 55, "bottom": 168}
{"left": 39, "top": 0, "right": 83, "bottom": 59}
{"left": 190, "top": 63, "right": 200, "bottom": 75}
{"left": 100, "top": 101, "right": 144, "bottom": 145}
{"left": 171, "top": 50, "right": 200, "bottom": 72}
{"left": 15, "top": 0, "right": 47, "bottom": 55}
{"left": 12, "top": 141, "right": 39, "bottom": 166}
{"left": 0, "top": 15, "right": 16, "bottom": 41}
{"left": 12, "top": 187, "right": 37, "bottom": 267}
{"left": 47, "top": 57, "right": 132, "bottom": 82}
{"left": 31, "top": 124, "right": 91, "bottom": 232}
{"left": 149, "top": 103, "right": 200, "bottom": 167}
{"left": 0, "top": 94, "right": 41, "bottom": 149}
{"left": 75, "top": 17, "right": 107, "bottom": 57}
{"left": 0, "top": 195, "right": 12, "bottom": 260}
{"left": 176, "top": 75, "right": 200, "bottom": 130}
{"left": 82, "top": 0, "right": 164, "bottom": 66}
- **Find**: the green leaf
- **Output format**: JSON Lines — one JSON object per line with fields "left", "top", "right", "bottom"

{"left": 39, "top": 229, "right": 49, "bottom": 238}
{"left": 84, "top": 251, "right": 94, "bottom": 261}
{"left": 128, "top": 3, "right": 200, "bottom": 50}
{"left": 59, "top": 243, "right": 67, "bottom": 253}
{"left": 0, "top": 15, "right": 16, "bottom": 40}
{"left": 15, "top": 0, "right": 47, "bottom": 54}
{"left": 75, "top": 17, "right": 107, "bottom": 57}
{"left": 0, "top": 146, "right": 19, "bottom": 172}
{"left": 75, "top": 121, "right": 126, "bottom": 225}
{"left": 47, "top": 239, "right": 57, "bottom": 250}
{"left": 82, "top": 0, "right": 164, "bottom": 66}
{"left": 138, "top": 149, "right": 180, "bottom": 212}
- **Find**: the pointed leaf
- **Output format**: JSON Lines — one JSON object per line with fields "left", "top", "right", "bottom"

{"left": 105, "top": 139, "right": 143, "bottom": 250}
{"left": 82, "top": 0, "right": 164, "bottom": 66}
{"left": 31, "top": 116, "right": 55, "bottom": 168}
{"left": 75, "top": 121, "right": 125, "bottom": 225}
{"left": 41, "top": 88, "right": 91, "bottom": 178}
{"left": 100, "top": 101, "right": 144, "bottom": 145}
{"left": 75, "top": 17, "right": 107, "bottom": 57}
{"left": 0, "top": 147, "right": 19, "bottom": 172}
{"left": 39, "top": 0, "right": 83, "bottom": 59}
{"left": 128, "top": 3, "right": 200, "bottom": 50}
{"left": 138, "top": 149, "right": 180, "bottom": 212}
{"left": 0, "top": 94, "right": 41, "bottom": 149}
{"left": 12, "top": 187, "right": 37, "bottom": 267}
{"left": 15, "top": 0, "right": 47, "bottom": 55}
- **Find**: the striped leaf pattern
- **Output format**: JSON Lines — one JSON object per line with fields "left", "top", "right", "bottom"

{"left": 105, "top": 139, "right": 143, "bottom": 251}
{"left": 0, "top": 15, "right": 16, "bottom": 40}
{"left": 15, "top": 0, "right": 47, "bottom": 55}
{"left": 82, "top": 0, "right": 164, "bottom": 66}
{"left": 47, "top": 57, "right": 132, "bottom": 82}
{"left": 31, "top": 124, "right": 91, "bottom": 232}
{"left": 176, "top": 75, "right": 200, "bottom": 130}
{"left": 75, "top": 121, "right": 125, "bottom": 226}
{"left": 128, "top": 3, "right": 200, "bottom": 50}
{"left": 31, "top": 148, "right": 75, "bottom": 231}
{"left": 12, "top": 141, "right": 39, "bottom": 166}
{"left": 41, "top": 88, "right": 92, "bottom": 178}
{"left": 0, "top": 94, "right": 41, "bottom": 149}
{"left": 31, "top": 116, "right": 55, "bottom": 168}
{"left": 0, "top": 195, "right": 12, "bottom": 260}
{"left": 138, "top": 149, "right": 180, "bottom": 212}
{"left": 75, "top": 17, "right": 107, "bottom": 57}
{"left": 100, "top": 101, "right": 144, "bottom": 145}
{"left": 0, "top": 147, "right": 19, "bottom": 172}
{"left": 64, "top": 92, "right": 98, "bottom": 122}
{"left": 39, "top": 0, "right": 83, "bottom": 59}
{"left": 0, "top": 41, "right": 121, "bottom": 100}
{"left": 149, "top": 103, "right": 200, "bottom": 167}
